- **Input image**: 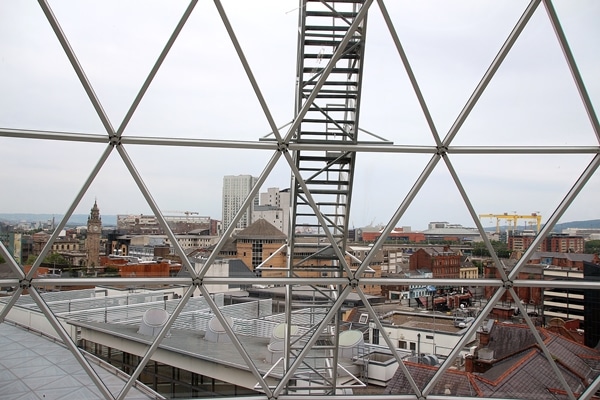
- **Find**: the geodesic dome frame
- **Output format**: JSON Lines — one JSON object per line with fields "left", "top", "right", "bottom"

{"left": 1, "top": 1, "right": 599, "bottom": 399}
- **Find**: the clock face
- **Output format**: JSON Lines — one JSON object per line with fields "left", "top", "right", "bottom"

{"left": 92, "top": 225, "right": 99, "bottom": 232}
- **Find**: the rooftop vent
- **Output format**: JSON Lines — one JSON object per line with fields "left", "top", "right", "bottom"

{"left": 205, "top": 315, "right": 233, "bottom": 343}
{"left": 270, "top": 323, "right": 298, "bottom": 344}
{"left": 137, "top": 308, "right": 170, "bottom": 337}
{"left": 421, "top": 354, "right": 439, "bottom": 366}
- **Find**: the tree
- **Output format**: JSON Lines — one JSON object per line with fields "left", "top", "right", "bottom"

{"left": 585, "top": 240, "right": 600, "bottom": 255}
{"left": 472, "top": 260, "right": 484, "bottom": 276}
{"left": 471, "top": 240, "right": 509, "bottom": 258}
{"left": 24, "top": 253, "right": 68, "bottom": 267}
{"left": 44, "top": 253, "right": 68, "bottom": 267}
{"left": 472, "top": 242, "right": 490, "bottom": 257}
{"left": 0, "top": 254, "right": 5, "bottom": 264}
{"left": 25, "top": 254, "right": 37, "bottom": 265}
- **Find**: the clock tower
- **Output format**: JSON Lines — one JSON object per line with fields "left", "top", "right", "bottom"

{"left": 86, "top": 200, "right": 102, "bottom": 268}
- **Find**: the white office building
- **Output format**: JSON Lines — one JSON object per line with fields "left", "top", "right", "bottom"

{"left": 254, "top": 187, "right": 291, "bottom": 235}
{"left": 222, "top": 175, "right": 259, "bottom": 231}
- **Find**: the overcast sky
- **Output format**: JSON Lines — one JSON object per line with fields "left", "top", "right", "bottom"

{"left": 1, "top": 0, "right": 599, "bottom": 231}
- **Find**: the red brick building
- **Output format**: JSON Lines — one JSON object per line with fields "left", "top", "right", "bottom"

{"left": 409, "top": 246, "right": 461, "bottom": 279}
{"left": 508, "top": 232, "right": 585, "bottom": 253}
{"left": 484, "top": 264, "right": 543, "bottom": 308}
{"left": 528, "top": 251, "right": 598, "bottom": 270}
{"left": 544, "top": 234, "right": 584, "bottom": 253}
{"left": 360, "top": 227, "right": 425, "bottom": 243}
{"left": 100, "top": 256, "right": 182, "bottom": 277}
{"left": 507, "top": 233, "right": 537, "bottom": 252}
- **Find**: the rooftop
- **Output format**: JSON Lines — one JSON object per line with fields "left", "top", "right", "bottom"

{"left": 0, "top": 322, "right": 161, "bottom": 400}
{"left": 385, "top": 323, "right": 600, "bottom": 398}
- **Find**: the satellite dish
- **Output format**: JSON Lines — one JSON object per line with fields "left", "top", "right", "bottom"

{"left": 339, "top": 330, "right": 364, "bottom": 359}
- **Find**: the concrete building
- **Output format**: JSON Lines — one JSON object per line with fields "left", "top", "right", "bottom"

{"left": 372, "top": 310, "right": 477, "bottom": 357}
{"left": 379, "top": 245, "right": 410, "bottom": 274}
{"left": 222, "top": 175, "right": 258, "bottom": 231}
{"left": 250, "top": 187, "right": 291, "bottom": 235}
{"left": 166, "top": 234, "right": 220, "bottom": 251}
{"left": 543, "top": 266, "right": 584, "bottom": 323}
{"left": 0, "top": 230, "right": 28, "bottom": 264}
{"left": 484, "top": 257, "right": 600, "bottom": 346}
{"left": 561, "top": 227, "right": 600, "bottom": 240}
{"left": 117, "top": 214, "right": 220, "bottom": 236}
{"left": 107, "top": 233, "right": 220, "bottom": 261}
{"left": 422, "top": 222, "right": 481, "bottom": 243}
{"left": 117, "top": 214, "right": 162, "bottom": 235}
{"left": 252, "top": 205, "right": 286, "bottom": 234}
{"left": 348, "top": 245, "right": 383, "bottom": 295}
{"left": 259, "top": 187, "right": 290, "bottom": 232}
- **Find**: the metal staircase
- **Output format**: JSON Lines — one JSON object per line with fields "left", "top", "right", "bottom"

{"left": 290, "top": 0, "right": 367, "bottom": 269}
{"left": 284, "top": 0, "right": 368, "bottom": 393}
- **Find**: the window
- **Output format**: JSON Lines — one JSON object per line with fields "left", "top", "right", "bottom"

{"left": 358, "top": 313, "right": 369, "bottom": 324}
{"left": 372, "top": 329, "right": 379, "bottom": 345}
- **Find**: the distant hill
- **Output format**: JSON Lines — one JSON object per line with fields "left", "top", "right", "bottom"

{"left": 552, "top": 219, "right": 600, "bottom": 231}
{"left": 482, "top": 219, "right": 600, "bottom": 233}
{"left": 0, "top": 213, "right": 117, "bottom": 227}
{"left": 1, "top": 213, "right": 599, "bottom": 232}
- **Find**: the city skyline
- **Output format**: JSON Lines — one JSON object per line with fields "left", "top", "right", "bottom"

{"left": 2, "top": 1, "right": 599, "bottom": 232}
{"left": 2, "top": 209, "right": 600, "bottom": 234}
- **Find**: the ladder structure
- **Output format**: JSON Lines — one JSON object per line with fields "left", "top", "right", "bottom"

{"left": 284, "top": 0, "right": 368, "bottom": 393}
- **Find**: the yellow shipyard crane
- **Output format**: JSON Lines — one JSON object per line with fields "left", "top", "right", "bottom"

{"left": 479, "top": 212, "right": 542, "bottom": 233}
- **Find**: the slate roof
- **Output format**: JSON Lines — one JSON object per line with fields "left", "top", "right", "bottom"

{"left": 201, "top": 236, "right": 237, "bottom": 254}
{"left": 485, "top": 323, "right": 542, "bottom": 360}
{"left": 531, "top": 251, "right": 596, "bottom": 263}
{"left": 235, "top": 218, "right": 287, "bottom": 240}
{"left": 416, "top": 246, "right": 454, "bottom": 256}
{"left": 228, "top": 259, "right": 255, "bottom": 278}
{"left": 385, "top": 324, "right": 600, "bottom": 399}
{"left": 475, "top": 349, "right": 585, "bottom": 399}
{"left": 385, "top": 362, "right": 481, "bottom": 397}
